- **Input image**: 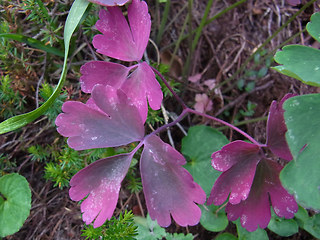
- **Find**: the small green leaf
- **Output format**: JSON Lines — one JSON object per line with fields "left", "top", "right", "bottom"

{"left": 281, "top": 94, "right": 320, "bottom": 210}
{"left": 0, "top": 33, "right": 64, "bottom": 57}
{"left": 0, "top": 173, "right": 31, "bottom": 237}
{"left": 200, "top": 204, "right": 228, "bottom": 232}
{"left": 181, "top": 125, "right": 229, "bottom": 196}
{"left": 0, "top": 0, "right": 90, "bottom": 134}
{"left": 134, "top": 214, "right": 167, "bottom": 240}
{"left": 215, "top": 233, "right": 238, "bottom": 240}
{"left": 306, "top": 12, "right": 320, "bottom": 43}
{"left": 267, "top": 208, "right": 298, "bottom": 237}
{"left": 235, "top": 220, "right": 268, "bottom": 240}
{"left": 295, "top": 206, "right": 320, "bottom": 238}
{"left": 273, "top": 45, "right": 320, "bottom": 86}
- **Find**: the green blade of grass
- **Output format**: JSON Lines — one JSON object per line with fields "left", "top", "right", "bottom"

{"left": 0, "top": 33, "right": 64, "bottom": 57}
{"left": 0, "top": 0, "right": 90, "bottom": 135}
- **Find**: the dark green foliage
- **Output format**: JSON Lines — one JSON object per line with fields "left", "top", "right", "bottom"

{"left": 81, "top": 210, "right": 138, "bottom": 240}
{"left": 0, "top": 75, "right": 26, "bottom": 119}
{"left": 28, "top": 143, "right": 114, "bottom": 189}
{"left": 146, "top": 108, "right": 164, "bottom": 127}
{"left": 28, "top": 145, "right": 50, "bottom": 162}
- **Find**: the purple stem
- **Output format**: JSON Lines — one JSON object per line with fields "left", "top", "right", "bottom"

{"left": 187, "top": 108, "right": 262, "bottom": 146}
{"left": 152, "top": 67, "right": 263, "bottom": 146}
{"left": 151, "top": 66, "right": 188, "bottom": 109}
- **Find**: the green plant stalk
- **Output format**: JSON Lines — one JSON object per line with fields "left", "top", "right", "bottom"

{"left": 182, "top": 0, "right": 194, "bottom": 82}
{"left": 191, "top": 0, "right": 215, "bottom": 52}
{"left": 155, "top": 0, "right": 171, "bottom": 45}
{"left": 216, "top": 0, "right": 317, "bottom": 90}
{"left": 162, "top": 0, "right": 247, "bottom": 51}
{"left": 0, "top": 0, "right": 90, "bottom": 135}
{"left": 182, "top": 0, "right": 215, "bottom": 80}
{"left": 169, "top": 14, "right": 189, "bottom": 70}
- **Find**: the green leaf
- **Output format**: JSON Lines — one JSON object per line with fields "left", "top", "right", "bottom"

{"left": 0, "top": 33, "right": 64, "bottom": 57}
{"left": 200, "top": 204, "right": 228, "bottom": 232}
{"left": 235, "top": 220, "right": 268, "bottom": 240}
{"left": 273, "top": 45, "right": 320, "bottom": 86}
{"left": 181, "top": 125, "right": 229, "bottom": 196}
{"left": 281, "top": 94, "right": 320, "bottom": 210}
{"left": 267, "top": 208, "right": 298, "bottom": 237}
{"left": 134, "top": 214, "right": 167, "bottom": 240}
{"left": 306, "top": 12, "right": 320, "bottom": 43}
{"left": 0, "top": 173, "right": 31, "bottom": 237}
{"left": 215, "top": 233, "right": 238, "bottom": 240}
{"left": 0, "top": 0, "right": 90, "bottom": 134}
{"left": 295, "top": 206, "right": 320, "bottom": 238}
{"left": 165, "top": 233, "right": 194, "bottom": 240}
{"left": 181, "top": 126, "right": 229, "bottom": 233}
{"left": 271, "top": 66, "right": 303, "bottom": 81}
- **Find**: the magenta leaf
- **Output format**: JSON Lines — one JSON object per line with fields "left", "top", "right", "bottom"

{"left": 208, "top": 141, "right": 261, "bottom": 206}
{"left": 121, "top": 62, "right": 163, "bottom": 122}
{"left": 69, "top": 153, "right": 132, "bottom": 228}
{"left": 55, "top": 85, "right": 144, "bottom": 150}
{"left": 92, "top": 0, "right": 151, "bottom": 61}
{"left": 79, "top": 61, "right": 162, "bottom": 123}
{"left": 140, "top": 135, "right": 206, "bottom": 227}
{"left": 88, "top": 0, "right": 129, "bottom": 6}
{"left": 226, "top": 159, "right": 298, "bottom": 232}
{"left": 80, "top": 61, "right": 129, "bottom": 93}
{"left": 267, "top": 94, "right": 295, "bottom": 161}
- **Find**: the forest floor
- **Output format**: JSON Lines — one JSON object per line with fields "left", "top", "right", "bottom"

{"left": 1, "top": 0, "right": 319, "bottom": 239}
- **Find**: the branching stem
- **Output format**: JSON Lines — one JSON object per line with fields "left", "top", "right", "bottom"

{"left": 152, "top": 69, "right": 263, "bottom": 146}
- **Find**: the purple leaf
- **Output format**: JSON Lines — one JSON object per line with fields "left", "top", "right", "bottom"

{"left": 267, "top": 94, "right": 295, "bottom": 161}
{"left": 80, "top": 61, "right": 129, "bottom": 93}
{"left": 140, "top": 135, "right": 206, "bottom": 227}
{"left": 226, "top": 159, "right": 298, "bottom": 232}
{"left": 69, "top": 154, "right": 132, "bottom": 228}
{"left": 92, "top": 0, "right": 150, "bottom": 61}
{"left": 208, "top": 141, "right": 261, "bottom": 205}
{"left": 88, "top": 0, "right": 129, "bottom": 6}
{"left": 55, "top": 85, "right": 144, "bottom": 150}
{"left": 79, "top": 61, "right": 162, "bottom": 123}
{"left": 121, "top": 62, "right": 163, "bottom": 122}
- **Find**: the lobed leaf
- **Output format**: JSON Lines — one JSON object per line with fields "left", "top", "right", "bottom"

{"left": 281, "top": 94, "right": 320, "bottom": 210}
{"left": 69, "top": 154, "right": 133, "bottom": 228}
{"left": 306, "top": 12, "right": 320, "bottom": 43}
{"left": 121, "top": 62, "right": 163, "bottom": 123}
{"left": 266, "top": 94, "right": 294, "bottom": 161}
{"left": 79, "top": 62, "right": 162, "bottom": 123}
{"left": 208, "top": 141, "right": 261, "bottom": 206}
{"left": 56, "top": 85, "right": 144, "bottom": 150}
{"left": 273, "top": 45, "right": 320, "bottom": 87}
{"left": 0, "top": 173, "right": 31, "bottom": 237}
{"left": 93, "top": 0, "right": 150, "bottom": 62}
{"left": 140, "top": 135, "right": 206, "bottom": 227}
{"left": 226, "top": 159, "right": 297, "bottom": 232}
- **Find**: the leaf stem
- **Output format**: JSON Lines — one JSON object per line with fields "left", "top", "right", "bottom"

{"left": 153, "top": 68, "right": 263, "bottom": 146}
